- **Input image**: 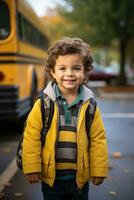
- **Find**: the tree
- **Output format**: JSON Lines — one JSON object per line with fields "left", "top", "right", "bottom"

{"left": 57, "top": 0, "right": 134, "bottom": 85}
{"left": 41, "top": 14, "right": 65, "bottom": 42}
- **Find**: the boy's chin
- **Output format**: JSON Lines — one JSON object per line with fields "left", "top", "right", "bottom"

{"left": 63, "top": 86, "right": 78, "bottom": 90}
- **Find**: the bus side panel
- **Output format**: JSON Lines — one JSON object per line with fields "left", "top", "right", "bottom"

{"left": 35, "top": 64, "right": 46, "bottom": 94}
{"left": 18, "top": 41, "right": 46, "bottom": 60}
{"left": 0, "top": 0, "right": 48, "bottom": 120}
{"left": 0, "top": 63, "right": 34, "bottom": 119}
{"left": 18, "top": 41, "right": 47, "bottom": 96}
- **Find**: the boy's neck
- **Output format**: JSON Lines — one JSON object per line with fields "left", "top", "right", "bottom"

{"left": 58, "top": 86, "right": 79, "bottom": 104}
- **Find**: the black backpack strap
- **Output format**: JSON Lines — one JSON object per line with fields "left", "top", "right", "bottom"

{"left": 16, "top": 120, "right": 27, "bottom": 170}
{"left": 40, "top": 93, "right": 45, "bottom": 127}
{"left": 40, "top": 93, "right": 54, "bottom": 146}
{"left": 85, "top": 97, "right": 97, "bottom": 137}
{"left": 46, "top": 99, "right": 54, "bottom": 133}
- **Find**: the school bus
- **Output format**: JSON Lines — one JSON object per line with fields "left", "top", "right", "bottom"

{"left": 0, "top": 0, "right": 49, "bottom": 120}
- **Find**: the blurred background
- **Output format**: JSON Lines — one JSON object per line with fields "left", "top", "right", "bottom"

{"left": 0, "top": 0, "right": 134, "bottom": 199}
{"left": 28, "top": 0, "right": 134, "bottom": 86}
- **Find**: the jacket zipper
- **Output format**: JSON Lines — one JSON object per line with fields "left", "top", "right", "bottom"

{"left": 55, "top": 102, "right": 60, "bottom": 150}
{"left": 76, "top": 103, "right": 83, "bottom": 188}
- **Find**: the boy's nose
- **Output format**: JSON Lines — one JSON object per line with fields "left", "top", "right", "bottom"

{"left": 66, "top": 69, "right": 73, "bottom": 76}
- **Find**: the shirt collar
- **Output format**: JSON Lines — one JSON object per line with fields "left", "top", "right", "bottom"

{"left": 55, "top": 85, "right": 83, "bottom": 102}
{"left": 55, "top": 85, "right": 62, "bottom": 99}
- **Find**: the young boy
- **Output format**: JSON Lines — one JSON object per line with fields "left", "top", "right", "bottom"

{"left": 22, "top": 38, "right": 109, "bottom": 200}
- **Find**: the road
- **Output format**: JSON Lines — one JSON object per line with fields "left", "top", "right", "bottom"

{"left": 0, "top": 93, "right": 134, "bottom": 200}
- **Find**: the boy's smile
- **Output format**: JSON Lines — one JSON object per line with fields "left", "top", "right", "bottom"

{"left": 51, "top": 54, "right": 84, "bottom": 94}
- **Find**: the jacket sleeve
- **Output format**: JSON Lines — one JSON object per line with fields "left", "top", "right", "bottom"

{"left": 22, "top": 99, "right": 43, "bottom": 174}
{"left": 89, "top": 106, "right": 109, "bottom": 177}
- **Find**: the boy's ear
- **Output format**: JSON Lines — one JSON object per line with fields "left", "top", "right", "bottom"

{"left": 83, "top": 73, "right": 88, "bottom": 84}
{"left": 50, "top": 69, "right": 55, "bottom": 79}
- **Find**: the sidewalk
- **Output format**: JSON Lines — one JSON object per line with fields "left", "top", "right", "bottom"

{"left": 98, "top": 86, "right": 134, "bottom": 100}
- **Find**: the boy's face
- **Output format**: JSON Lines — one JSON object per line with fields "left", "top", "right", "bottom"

{"left": 51, "top": 54, "right": 85, "bottom": 93}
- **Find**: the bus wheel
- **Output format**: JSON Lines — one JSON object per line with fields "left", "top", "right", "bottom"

{"left": 30, "top": 72, "right": 37, "bottom": 107}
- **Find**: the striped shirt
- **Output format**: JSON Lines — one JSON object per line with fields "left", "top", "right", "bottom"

{"left": 55, "top": 85, "right": 83, "bottom": 179}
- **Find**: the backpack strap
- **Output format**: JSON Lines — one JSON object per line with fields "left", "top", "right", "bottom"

{"left": 85, "top": 97, "right": 97, "bottom": 137}
{"left": 40, "top": 93, "right": 45, "bottom": 125}
{"left": 40, "top": 93, "right": 54, "bottom": 146}
{"left": 16, "top": 94, "right": 54, "bottom": 170}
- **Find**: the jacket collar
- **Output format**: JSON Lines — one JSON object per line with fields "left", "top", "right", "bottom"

{"left": 43, "top": 81, "right": 94, "bottom": 102}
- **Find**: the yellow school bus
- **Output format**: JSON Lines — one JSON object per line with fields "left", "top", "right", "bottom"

{"left": 0, "top": 0, "right": 49, "bottom": 120}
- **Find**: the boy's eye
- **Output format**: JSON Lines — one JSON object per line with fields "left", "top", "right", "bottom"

{"left": 59, "top": 67, "right": 66, "bottom": 71}
{"left": 73, "top": 66, "right": 81, "bottom": 71}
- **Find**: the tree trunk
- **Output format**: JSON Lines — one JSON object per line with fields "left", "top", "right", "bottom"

{"left": 118, "top": 38, "right": 127, "bottom": 85}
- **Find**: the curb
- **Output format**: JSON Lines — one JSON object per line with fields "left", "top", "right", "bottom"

{"left": 99, "top": 91, "right": 134, "bottom": 100}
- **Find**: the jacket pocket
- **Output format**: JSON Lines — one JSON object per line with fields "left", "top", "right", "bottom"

{"left": 42, "top": 150, "right": 51, "bottom": 176}
{"left": 83, "top": 152, "right": 90, "bottom": 180}
{"left": 84, "top": 152, "right": 89, "bottom": 168}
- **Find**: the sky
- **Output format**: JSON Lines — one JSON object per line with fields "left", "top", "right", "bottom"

{"left": 26, "top": 0, "right": 64, "bottom": 17}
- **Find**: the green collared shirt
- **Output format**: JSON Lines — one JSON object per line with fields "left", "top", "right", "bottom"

{"left": 55, "top": 85, "right": 83, "bottom": 125}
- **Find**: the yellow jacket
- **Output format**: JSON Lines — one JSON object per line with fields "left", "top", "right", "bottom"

{"left": 22, "top": 82, "right": 109, "bottom": 189}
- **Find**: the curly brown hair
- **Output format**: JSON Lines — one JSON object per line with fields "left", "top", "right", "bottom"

{"left": 45, "top": 38, "right": 94, "bottom": 74}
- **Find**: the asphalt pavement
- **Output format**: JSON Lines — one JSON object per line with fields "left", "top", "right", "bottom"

{"left": 90, "top": 84, "right": 134, "bottom": 199}
{"left": 98, "top": 85, "right": 134, "bottom": 100}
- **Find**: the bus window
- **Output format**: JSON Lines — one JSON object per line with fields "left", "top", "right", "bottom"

{"left": 17, "top": 12, "right": 48, "bottom": 50}
{"left": 0, "top": 1, "right": 10, "bottom": 39}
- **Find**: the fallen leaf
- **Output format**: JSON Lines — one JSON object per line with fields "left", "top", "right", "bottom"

{"left": 109, "top": 164, "right": 114, "bottom": 170}
{"left": 112, "top": 151, "right": 123, "bottom": 159}
{"left": 14, "top": 193, "right": 23, "bottom": 197}
{"left": 3, "top": 148, "right": 11, "bottom": 153}
{"left": 109, "top": 191, "right": 117, "bottom": 195}
{"left": 123, "top": 169, "right": 130, "bottom": 173}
